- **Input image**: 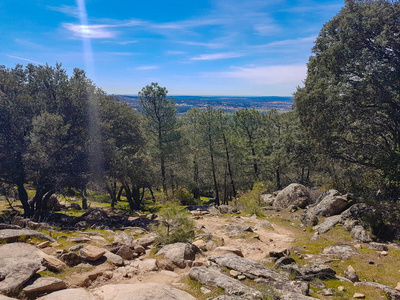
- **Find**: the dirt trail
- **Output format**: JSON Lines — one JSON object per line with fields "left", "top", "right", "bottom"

{"left": 195, "top": 215, "right": 294, "bottom": 260}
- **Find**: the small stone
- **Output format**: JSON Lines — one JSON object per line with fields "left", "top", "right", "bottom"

{"left": 395, "top": 282, "right": 400, "bottom": 291}
{"left": 345, "top": 265, "right": 359, "bottom": 282}
{"left": 230, "top": 270, "right": 240, "bottom": 277}
{"left": 322, "top": 288, "right": 335, "bottom": 296}
{"left": 42, "top": 256, "right": 67, "bottom": 272}
{"left": 354, "top": 244, "right": 362, "bottom": 249}
{"left": 237, "top": 275, "right": 246, "bottom": 280}
{"left": 200, "top": 287, "right": 211, "bottom": 295}
{"left": 103, "top": 270, "right": 113, "bottom": 279}
{"left": 380, "top": 251, "right": 388, "bottom": 256}
{"left": 116, "top": 245, "right": 134, "bottom": 259}
{"left": 269, "top": 249, "right": 290, "bottom": 258}
{"left": 37, "top": 241, "right": 51, "bottom": 248}
{"left": 338, "top": 286, "right": 345, "bottom": 292}
{"left": 69, "top": 244, "right": 87, "bottom": 252}
{"left": 368, "top": 260, "right": 375, "bottom": 265}
{"left": 67, "top": 236, "right": 90, "bottom": 243}
{"left": 133, "top": 245, "right": 146, "bottom": 254}
{"left": 353, "top": 293, "right": 365, "bottom": 298}
{"left": 79, "top": 245, "right": 106, "bottom": 261}
{"left": 50, "top": 242, "right": 61, "bottom": 247}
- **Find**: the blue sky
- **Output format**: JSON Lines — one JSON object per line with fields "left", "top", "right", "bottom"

{"left": 1, "top": 0, "right": 344, "bottom": 96}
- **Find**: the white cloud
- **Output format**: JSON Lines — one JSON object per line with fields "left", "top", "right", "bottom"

{"left": 254, "top": 24, "right": 280, "bottom": 36}
{"left": 166, "top": 51, "right": 186, "bottom": 55}
{"left": 48, "top": 5, "right": 79, "bottom": 18}
{"left": 136, "top": 66, "right": 159, "bottom": 70}
{"left": 178, "top": 41, "right": 225, "bottom": 49}
{"left": 191, "top": 52, "right": 244, "bottom": 61}
{"left": 118, "top": 40, "right": 138, "bottom": 45}
{"left": 206, "top": 64, "right": 307, "bottom": 85}
{"left": 63, "top": 23, "right": 117, "bottom": 39}
{"left": 6, "top": 55, "right": 42, "bottom": 65}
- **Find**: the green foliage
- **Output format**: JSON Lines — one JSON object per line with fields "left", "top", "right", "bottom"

{"left": 173, "top": 188, "right": 197, "bottom": 206}
{"left": 294, "top": 0, "right": 400, "bottom": 198}
{"left": 237, "top": 182, "right": 265, "bottom": 216}
{"left": 360, "top": 204, "right": 400, "bottom": 241}
{"left": 151, "top": 202, "right": 195, "bottom": 244}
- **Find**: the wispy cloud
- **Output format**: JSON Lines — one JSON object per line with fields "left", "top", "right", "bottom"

{"left": 178, "top": 41, "right": 225, "bottom": 49}
{"left": 48, "top": 5, "right": 79, "bottom": 18}
{"left": 118, "top": 40, "right": 138, "bottom": 45}
{"left": 254, "top": 24, "right": 280, "bottom": 36}
{"left": 136, "top": 66, "right": 159, "bottom": 70}
{"left": 280, "top": 4, "right": 343, "bottom": 14}
{"left": 6, "top": 55, "right": 42, "bottom": 65}
{"left": 14, "top": 39, "right": 45, "bottom": 49}
{"left": 191, "top": 52, "right": 244, "bottom": 61}
{"left": 63, "top": 23, "right": 118, "bottom": 39}
{"left": 253, "top": 36, "right": 316, "bottom": 53}
{"left": 166, "top": 51, "right": 186, "bottom": 55}
{"left": 206, "top": 64, "right": 307, "bottom": 85}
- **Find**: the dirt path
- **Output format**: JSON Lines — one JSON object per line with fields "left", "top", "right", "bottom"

{"left": 195, "top": 215, "right": 294, "bottom": 260}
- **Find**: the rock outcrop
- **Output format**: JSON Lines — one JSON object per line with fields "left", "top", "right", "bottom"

{"left": 273, "top": 184, "right": 310, "bottom": 209}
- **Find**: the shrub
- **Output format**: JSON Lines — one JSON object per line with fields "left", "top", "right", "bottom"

{"left": 151, "top": 202, "right": 195, "bottom": 244}
{"left": 237, "top": 182, "right": 265, "bottom": 216}
{"left": 173, "top": 188, "right": 197, "bottom": 206}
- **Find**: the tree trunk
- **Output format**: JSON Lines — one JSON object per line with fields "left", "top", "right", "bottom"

{"left": 250, "top": 137, "right": 258, "bottom": 179}
{"left": 123, "top": 184, "right": 135, "bottom": 211}
{"left": 276, "top": 169, "right": 282, "bottom": 190}
{"left": 17, "top": 180, "right": 31, "bottom": 217}
{"left": 158, "top": 124, "right": 168, "bottom": 198}
{"left": 81, "top": 189, "right": 88, "bottom": 210}
{"left": 208, "top": 129, "right": 219, "bottom": 206}
{"left": 192, "top": 154, "right": 200, "bottom": 199}
{"left": 106, "top": 180, "right": 117, "bottom": 208}
{"left": 222, "top": 132, "right": 236, "bottom": 197}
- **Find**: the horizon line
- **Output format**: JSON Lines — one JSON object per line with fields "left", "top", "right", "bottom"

{"left": 115, "top": 94, "right": 294, "bottom": 98}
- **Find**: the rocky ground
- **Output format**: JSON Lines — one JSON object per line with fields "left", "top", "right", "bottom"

{"left": 1, "top": 184, "right": 400, "bottom": 299}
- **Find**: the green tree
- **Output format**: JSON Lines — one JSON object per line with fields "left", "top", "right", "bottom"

{"left": 294, "top": 0, "right": 400, "bottom": 197}
{"left": 138, "top": 83, "right": 178, "bottom": 197}
{"left": 233, "top": 108, "right": 266, "bottom": 180}
{"left": 101, "top": 98, "right": 147, "bottom": 210}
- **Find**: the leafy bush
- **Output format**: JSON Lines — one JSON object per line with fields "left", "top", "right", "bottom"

{"left": 237, "top": 182, "right": 265, "bottom": 216}
{"left": 360, "top": 204, "right": 400, "bottom": 241}
{"left": 151, "top": 202, "right": 195, "bottom": 244}
{"left": 173, "top": 188, "right": 197, "bottom": 206}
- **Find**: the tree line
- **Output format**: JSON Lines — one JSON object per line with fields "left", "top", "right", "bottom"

{"left": 0, "top": 0, "right": 398, "bottom": 217}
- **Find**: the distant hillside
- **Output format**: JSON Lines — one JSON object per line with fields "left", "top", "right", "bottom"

{"left": 115, "top": 95, "right": 294, "bottom": 114}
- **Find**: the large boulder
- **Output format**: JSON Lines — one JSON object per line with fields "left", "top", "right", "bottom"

{"left": 311, "top": 189, "right": 341, "bottom": 206}
{"left": 189, "top": 267, "right": 263, "bottom": 299}
{"left": 0, "top": 229, "right": 56, "bottom": 243}
{"left": 0, "top": 243, "right": 45, "bottom": 293}
{"left": 79, "top": 245, "right": 106, "bottom": 261}
{"left": 38, "top": 288, "right": 93, "bottom": 300}
{"left": 302, "top": 191, "right": 353, "bottom": 226}
{"left": 281, "top": 264, "right": 336, "bottom": 281}
{"left": 156, "top": 243, "right": 198, "bottom": 268}
{"left": 322, "top": 244, "right": 359, "bottom": 260}
{"left": 209, "top": 254, "right": 287, "bottom": 281}
{"left": 260, "top": 194, "right": 275, "bottom": 206}
{"left": 273, "top": 184, "right": 310, "bottom": 209}
{"left": 92, "top": 283, "right": 196, "bottom": 300}
{"left": 351, "top": 225, "right": 373, "bottom": 243}
{"left": 22, "top": 277, "right": 67, "bottom": 295}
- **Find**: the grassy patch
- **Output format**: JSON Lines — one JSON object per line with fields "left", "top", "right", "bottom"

{"left": 179, "top": 277, "right": 224, "bottom": 300}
